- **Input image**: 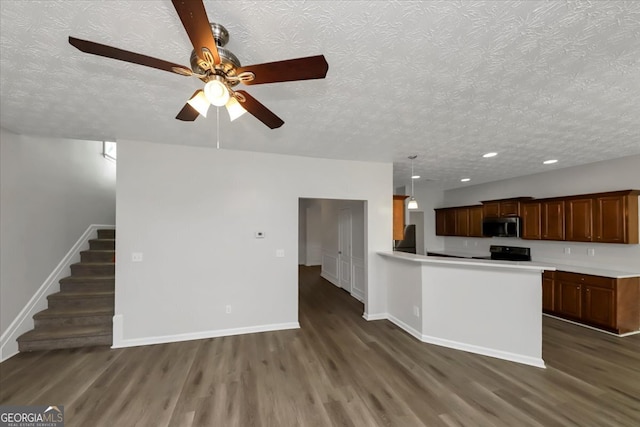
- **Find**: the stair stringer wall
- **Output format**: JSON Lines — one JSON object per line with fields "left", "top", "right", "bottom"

{"left": 0, "top": 223, "right": 115, "bottom": 362}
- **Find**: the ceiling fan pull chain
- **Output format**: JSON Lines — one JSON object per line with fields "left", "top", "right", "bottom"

{"left": 216, "top": 106, "right": 220, "bottom": 149}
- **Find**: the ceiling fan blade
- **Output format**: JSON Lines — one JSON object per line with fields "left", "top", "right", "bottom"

{"left": 235, "top": 91, "right": 284, "bottom": 129}
{"left": 69, "top": 37, "right": 192, "bottom": 75}
{"left": 176, "top": 104, "right": 199, "bottom": 122}
{"left": 171, "top": 0, "right": 220, "bottom": 66}
{"left": 236, "top": 55, "right": 328, "bottom": 85}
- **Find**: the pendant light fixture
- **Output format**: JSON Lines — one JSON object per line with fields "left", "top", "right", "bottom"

{"left": 407, "top": 155, "right": 419, "bottom": 210}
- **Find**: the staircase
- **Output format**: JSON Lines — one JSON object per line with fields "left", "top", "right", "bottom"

{"left": 17, "top": 229, "right": 115, "bottom": 352}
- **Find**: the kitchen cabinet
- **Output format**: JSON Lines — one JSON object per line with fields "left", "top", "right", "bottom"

{"left": 542, "top": 271, "right": 555, "bottom": 312}
{"left": 481, "top": 197, "right": 532, "bottom": 218}
{"left": 522, "top": 202, "right": 541, "bottom": 240}
{"left": 545, "top": 271, "right": 639, "bottom": 334}
{"left": 393, "top": 195, "right": 408, "bottom": 240}
{"left": 565, "top": 191, "right": 639, "bottom": 244}
{"left": 542, "top": 200, "right": 565, "bottom": 240}
{"left": 565, "top": 198, "right": 593, "bottom": 242}
{"left": 468, "top": 206, "right": 484, "bottom": 237}
{"left": 522, "top": 200, "right": 565, "bottom": 241}
{"left": 437, "top": 190, "right": 638, "bottom": 244}
{"left": 455, "top": 207, "right": 469, "bottom": 236}
{"left": 435, "top": 205, "right": 484, "bottom": 237}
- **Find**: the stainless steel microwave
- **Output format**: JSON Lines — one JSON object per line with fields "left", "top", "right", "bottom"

{"left": 482, "top": 216, "right": 521, "bottom": 237}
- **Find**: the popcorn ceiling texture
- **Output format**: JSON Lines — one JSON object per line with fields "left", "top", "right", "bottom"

{"left": 1, "top": 1, "right": 639, "bottom": 189}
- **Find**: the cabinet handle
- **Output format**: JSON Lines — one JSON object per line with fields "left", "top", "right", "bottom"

{"left": 587, "top": 289, "right": 590, "bottom": 292}
{"left": 576, "top": 286, "right": 580, "bottom": 290}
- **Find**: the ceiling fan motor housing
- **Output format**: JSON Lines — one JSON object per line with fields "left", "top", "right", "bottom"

{"left": 190, "top": 23, "right": 241, "bottom": 85}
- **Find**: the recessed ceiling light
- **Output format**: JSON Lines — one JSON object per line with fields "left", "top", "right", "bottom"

{"left": 543, "top": 159, "right": 558, "bottom": 164}
{"left": 461, "top": 178, "right": 471, "bottom": 182}
{"left": 482, "top": 152, "right": 498, "bottom": 158}
{"left": 412, "top": 175, "right": 421, "bottom": 179}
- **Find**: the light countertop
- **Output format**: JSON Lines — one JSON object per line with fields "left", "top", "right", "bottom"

{"left": 380, "top": 251, "right": 554, "bottom": 272}
{"left": 420, "top": 250, "right": 640, "bottom": 279}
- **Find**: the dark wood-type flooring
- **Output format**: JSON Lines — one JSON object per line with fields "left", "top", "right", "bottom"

{"left": 2, "top": 266, "right": 639, "bottom": 426}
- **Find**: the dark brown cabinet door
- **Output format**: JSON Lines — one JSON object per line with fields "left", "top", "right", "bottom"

{"left": 542, "top": 276, "right": 554, "bottom": 312}
{"left": 583, "top": 285, "right": 615, "bottom": 328}
{"left": 595, "top": 196, "right": 625, "bottom": 243}
{"left": 522, "top": 202, "right": 541, "bottom": 240}
{"left": 455, "top": 208, "right": 469, "bottom": 237}
{"left": 566, "top": 198, "right": 593, "bottom": 242}
{"left": 444, "top": 209, "right": 456, "bottom": 236}
{"left": 468, "top": 206, "right": 484, "bottom": 237}
{"left": 483, "top": 202, "right": 500, "bottom": 218}
{"left": 435, "top": 209, "right": 446, "bottom": 236}
{"left": 500, "top": 201, "right": 520, "bottom": 216}
{"left": 557, "top": 281, "right": 582, "bottom": 319}
{"left": 542, "top": 200, "right": 565, "bottom": 240}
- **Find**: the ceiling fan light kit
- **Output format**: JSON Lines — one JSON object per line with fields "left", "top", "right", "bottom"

{"left": 69, "top": 0, "right": 328, "bottom": 130}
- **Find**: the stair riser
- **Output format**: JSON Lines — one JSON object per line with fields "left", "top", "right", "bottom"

{"left": 60, "top": 281, "right": 114, "bottom": 293}
{"left": 35, "top": 315, "right": 113, "bottom": 328}
{"left": 97, "top": 229, "right": 116, "bottom": 239}
{"left": 89, "top": 239, "right": 115, "bottom": 250}
{"left": 18, "top": 334, "right": 112, "bottom": 352}
{"left": 81, "top": 251, "right": 115, "bottom": 263}
{"left": 48, "top": 296, "right": 114, "bottom": 310}
{"left": 71, "top": 264, "right": 115, "bottom": 276}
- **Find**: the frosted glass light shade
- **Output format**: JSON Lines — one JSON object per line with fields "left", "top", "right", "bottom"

{"left": 226, "top": 96, "right": 247, "bottom": 121}
{"left": 187, "top": 90, "right": 210, "bottom": 117}
{"left": 204, "top": 80, "right": 230, "bottom": 107}
{"left": 407, "top": 197, "right": 418, "bottom": 210}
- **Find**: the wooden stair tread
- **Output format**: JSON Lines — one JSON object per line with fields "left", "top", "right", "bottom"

{"left": 18, "top": 325, "right": 112, "bottom": 342}
{"left": 60, "top": 275, "right": 115, "bottom": 281}
{"left": 49, "top": 290, "right": 114, "bottom": 299}
{"left": 34, "top": 307, "right": 114, "bottom": 318}
{"left": 71, "top": 262, "right": 115, "bottom": 266}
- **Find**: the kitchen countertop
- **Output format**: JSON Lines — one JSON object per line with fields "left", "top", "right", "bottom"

{"left": 424, "top": 250, "right": 640, "bottom": 279}
{"left": 380, "top": 251, "right": 554, "bottom": 272}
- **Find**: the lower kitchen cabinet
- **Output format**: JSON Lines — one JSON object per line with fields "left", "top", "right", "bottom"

{"left": 542, "top": 270, "right": 640, "bottom": 334}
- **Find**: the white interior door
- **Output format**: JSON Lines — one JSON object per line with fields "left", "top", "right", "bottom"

{"left": 338, "top": 208, "right": 352, "bottom": 292}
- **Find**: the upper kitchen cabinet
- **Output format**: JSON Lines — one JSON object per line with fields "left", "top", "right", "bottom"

{"left": 435, "top": 205, "right": 484, "bottom": 237}
{"left": 566, "top": 190, "right": 639, "bottom": 244}
{"left": 393, "top": 195, "right": 408, "bottom": 240}
{"left": 481, "top": 197, "right": 533, "bottom": 218}
{"left": 565, "top": 197, "right": 593, "bottom": 242}
{"left": 521, "top": 202, "right": 541, "bottom": 240}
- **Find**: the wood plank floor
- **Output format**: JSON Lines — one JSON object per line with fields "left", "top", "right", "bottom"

{"left": 2, "top": 265, "right": 639, "bottom": 426}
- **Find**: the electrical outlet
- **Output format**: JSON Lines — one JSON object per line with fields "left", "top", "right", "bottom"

{"left": 563, "top": 247, "right": 571, "bottom": 255}
{"left": 413, "top": 306, "right": 420, "bottom": 317}
{"left": 255, "top": 231, "right": 265, "bottom": 238}
{"left": 587, "top": 248, "right": 595, "bottom": 256}
{"left": 463, "top": 240, "right": 468, "bottom": 247}
{"left": 225, "top": 305, "right": 232, "bottom": 314}
{"left": 132, "top": 252, "right": 143, "bottom": 262}
{"left": 276, "top": 249, "right": 285, "bottom": 257}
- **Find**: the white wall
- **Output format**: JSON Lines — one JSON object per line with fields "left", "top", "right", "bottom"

{"left": 437, "top": 155, "right": 640, "bottom": 271}
{"left": 114, "top": 140, "right": 391, "bottom": 346}
{"left": 0, "top": 129, "right": 116, "bottom": 337}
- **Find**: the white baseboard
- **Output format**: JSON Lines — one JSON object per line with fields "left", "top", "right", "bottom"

{"left": 362, "top": 312, "right": 388, "bottom": 321}
{"left": 387, "top": 315, "right": 423, "bottom": 341}
{"left": 320, "top": 271, "right": 340, "bottom": 287}
{"left": 420, "top": 334, "right": 546, "bottom": 369}
{"left": 543, "top": 313, "right": 640, "bottom": 337}
{"left": 0, "top": 224, "right": 115, "bottom": 362}
{"left": 112, "top": 321, "right": 300, "bottom": 349}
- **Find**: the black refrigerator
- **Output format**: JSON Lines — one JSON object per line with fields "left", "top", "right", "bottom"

{"left": 394, "top": 224, "right": 416, "bottom": 254}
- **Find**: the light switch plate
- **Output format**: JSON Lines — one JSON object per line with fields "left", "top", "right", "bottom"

{"left": 276, "top": 249, "right": 285, "bottom": 257}
{"left": 132, "top": 252, "right": 143, "bottom": 262}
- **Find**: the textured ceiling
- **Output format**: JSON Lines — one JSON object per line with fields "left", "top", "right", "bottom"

{"left": 1, "top": 1, "right": 639, "bottom": 189}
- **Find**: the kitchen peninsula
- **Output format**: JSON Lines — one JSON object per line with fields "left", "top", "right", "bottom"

{"left": 378, "top": 251, "right": 554, "bottom": 368}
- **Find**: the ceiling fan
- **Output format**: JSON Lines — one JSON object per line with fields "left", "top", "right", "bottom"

{"left": 68, "top": 0, "right": 328, "bottom": 129}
